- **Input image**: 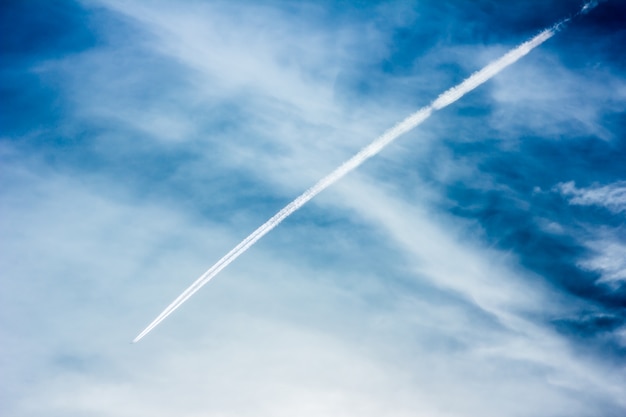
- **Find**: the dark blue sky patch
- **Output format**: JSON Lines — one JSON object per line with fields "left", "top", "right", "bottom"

{"left": 557, "top": 312, "right": 624, "bottom": 336}
{"left": 419, "top": 0, "right": 580, "bottom": 43}
{"left": 0, "top": 0, "right": 99, "bottom": 135}
{"left": 0, "top": 68, "right": 64, "bottom": 134}
{"left": 576, "top": 0, "right": 626, "bottom": 34}
{"left": 518, "top": 136, "right": 626, "bottom": 191}
{"left": 0, "top": 1, "right": 144, "bottom": 136}
{"left": 552, "top": 311, "right": 626, "bottom": 362}
{"left": 547, "top": 1, "right": 626, "bottom": 70}
{"left": 0, "top": 0, "right": 98, "bottom": 65}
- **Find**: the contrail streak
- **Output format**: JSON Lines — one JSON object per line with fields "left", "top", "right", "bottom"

{"left": 133, "top": 7, "right": 591, "bottom": 343}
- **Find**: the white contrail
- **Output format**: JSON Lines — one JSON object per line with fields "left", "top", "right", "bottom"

{"left": 133, "top": 15, "right": 577, "bottom": 343}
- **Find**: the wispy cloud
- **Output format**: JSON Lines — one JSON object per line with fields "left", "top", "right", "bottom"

{"left": 580, "top": 237, "right": 626, "bottom": 284}
{"left": 555, "top": 180, "right": 626, "bottom": 213}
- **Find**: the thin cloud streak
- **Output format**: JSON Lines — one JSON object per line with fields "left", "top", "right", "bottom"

{"left": 134, "top": 13, "right": 584, "bottom": 342}
{"left": 555, "top": 180, "right": 626, "bottom": 213}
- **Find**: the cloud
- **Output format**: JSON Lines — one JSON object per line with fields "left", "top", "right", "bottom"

{"left": 579, "top": 234, "right": 626, "bottom": 284}
{"left": 555, "top": 180, "right": 626, "bottom": 213}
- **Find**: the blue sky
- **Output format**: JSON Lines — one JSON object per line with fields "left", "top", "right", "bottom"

{"left": 1, "top": 0, "right": 625, "bottom": 415}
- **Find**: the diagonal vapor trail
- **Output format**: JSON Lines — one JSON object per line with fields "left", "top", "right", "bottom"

{"left": 133, "top": 2, "right": 598, "bottom": 343}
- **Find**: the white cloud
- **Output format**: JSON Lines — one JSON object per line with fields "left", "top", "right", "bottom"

{"left": 555, "top": 181, "right": 626, "bottom": 213}
{"left": 579, "top": 237, "right": 626, "bottom": 284}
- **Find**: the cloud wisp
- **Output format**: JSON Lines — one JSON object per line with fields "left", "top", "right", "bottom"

{"left": 133, "top": 14, "right": 580, "bottom": 342}
{"left": 555, "top": 180, "right": 626, "bottom": 213}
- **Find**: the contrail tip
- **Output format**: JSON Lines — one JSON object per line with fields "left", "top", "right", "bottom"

{"left": 580, "top": 0, "right": 599, "bottom": 14}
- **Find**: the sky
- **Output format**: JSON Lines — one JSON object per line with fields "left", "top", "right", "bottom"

{"left": 1, "top": 0, "right": 625, "bottom": 416}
